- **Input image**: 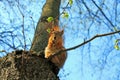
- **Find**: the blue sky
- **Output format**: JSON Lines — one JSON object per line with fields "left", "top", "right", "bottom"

{"left": 0, "top": 0, "right": 120, "bottom": 80}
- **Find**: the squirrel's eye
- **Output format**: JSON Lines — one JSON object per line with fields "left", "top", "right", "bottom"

{"left": 54, "top": 36, "right": 56, "bottom": 39}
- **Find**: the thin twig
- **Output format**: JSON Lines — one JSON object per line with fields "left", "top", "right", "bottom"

{"left": 91, "top": 0, "right": 115, "bottom": 28}
{"left": 17, "top": 1, "right": 26, "bottom": 50}
{"left": 16, "top": 0, "right": 26, "bottom": 78}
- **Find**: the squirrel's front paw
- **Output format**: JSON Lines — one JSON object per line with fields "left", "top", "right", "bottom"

{"left": 45, "top": 55, "right": 49, "bottom": 58}
{"left": 45, "top": 53, "right": 51, "bottom": 58}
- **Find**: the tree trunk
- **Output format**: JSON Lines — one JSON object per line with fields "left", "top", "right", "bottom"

{"left": 0, "top": 0, "right": 61, "bottom": 80}
{"left": 30, "top": 0, "right": 61, "bottom": 54}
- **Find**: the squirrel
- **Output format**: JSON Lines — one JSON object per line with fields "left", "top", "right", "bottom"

{"left": 44, "top": 26, "right": 67, "bottom": 68}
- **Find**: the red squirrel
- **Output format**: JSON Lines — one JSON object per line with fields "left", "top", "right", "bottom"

{"left": 44, "top": 26, "right": 67, "bottom": 68}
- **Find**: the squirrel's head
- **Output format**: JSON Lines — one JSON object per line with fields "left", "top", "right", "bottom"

{"left": 47, "top": 26, "right": 64, "bottom": 48}
{"left": 48, "top": 26, "right": 64, "bottom": 40}
{"left": 49, "top": 30, "right": 64, "bottom": 41}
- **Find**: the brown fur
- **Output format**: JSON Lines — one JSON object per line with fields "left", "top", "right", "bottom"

{"left": 45, "top": 26, "right": 67, "bottom": 68}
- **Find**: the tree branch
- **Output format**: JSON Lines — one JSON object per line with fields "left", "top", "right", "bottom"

{"left": 91, "top": 0, "right": 115, "bottom": 28}
{"left": 49, "top": 30, "right": 120, "bottom": 59}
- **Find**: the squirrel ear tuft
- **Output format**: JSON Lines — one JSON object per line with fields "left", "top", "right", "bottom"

{"left": 60, "top": 30, "right": 64, "bottom": 35}
{"left": 53, "top": 26, "right": 60, "bottom": 31}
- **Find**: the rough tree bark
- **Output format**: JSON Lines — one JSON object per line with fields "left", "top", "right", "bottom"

{"left": 0, "top": 0, "right": 61, "bottom": 80}
{"left": 0, "top": 50, "right": 59, "bottom": 80}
